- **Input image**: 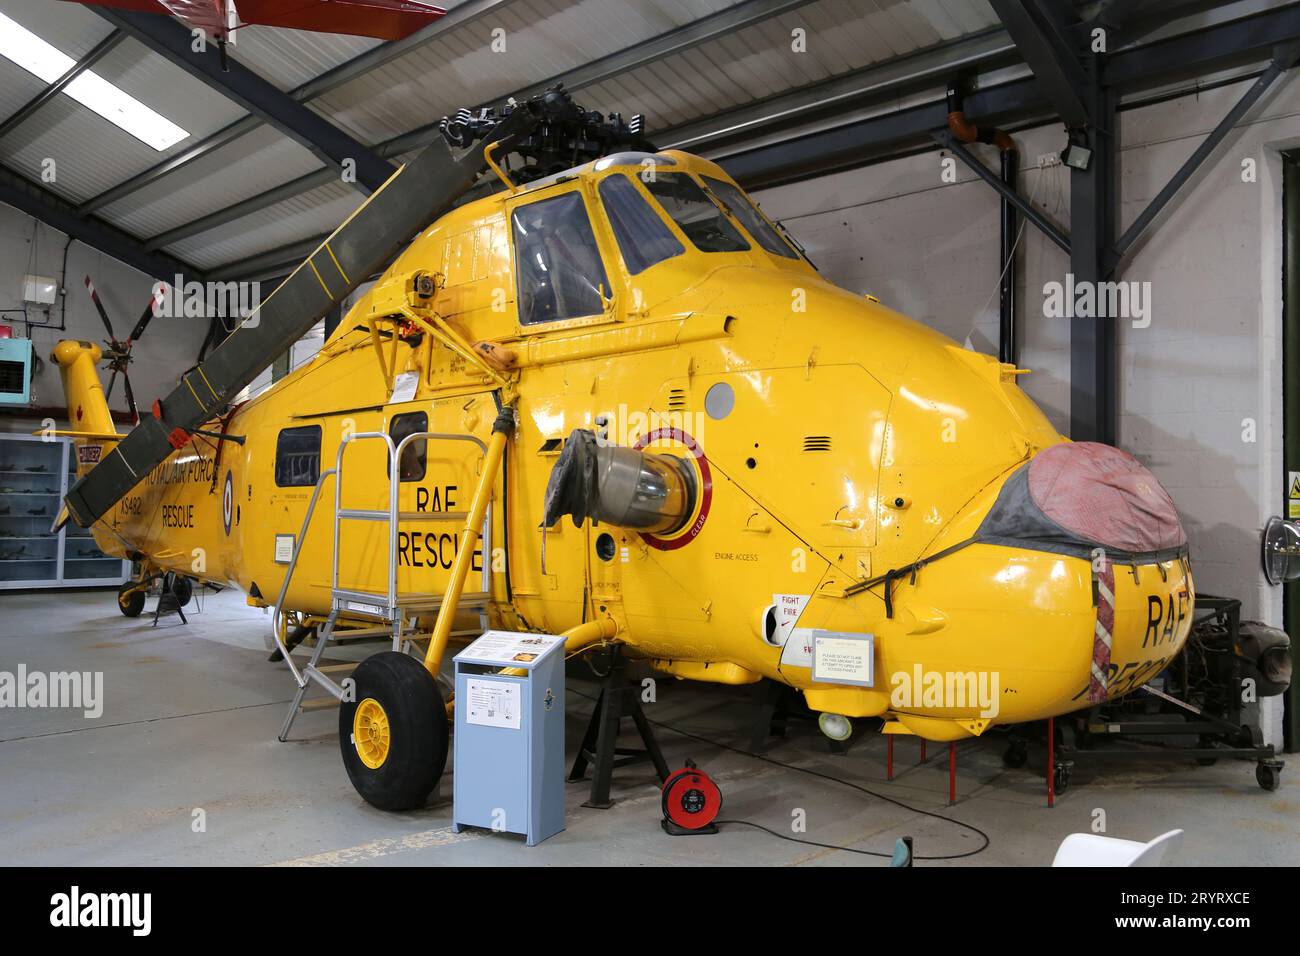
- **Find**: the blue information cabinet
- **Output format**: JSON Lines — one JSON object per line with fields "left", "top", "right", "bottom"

{"left": 452, "top": 631, "right": 567, "bottom": 847}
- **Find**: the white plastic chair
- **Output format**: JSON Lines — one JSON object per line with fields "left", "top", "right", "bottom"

{"left": 1052, "top": 829, "right": 1184, "bottom": 867}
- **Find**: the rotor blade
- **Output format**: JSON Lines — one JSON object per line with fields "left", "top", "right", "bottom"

{"left": 122, "top": 372, "right": 139, "bottom": 426}
{"left": 63, "top": 99, "right": 545, "bottom": 528}
{"left": 127, "top": 286, "right": 164, "bottom": 343}
{"left": 84, "top": 276, "right": 116, "bottom": 340}
{"left": 105, "top": 368, "right": 118, "bottom": 400}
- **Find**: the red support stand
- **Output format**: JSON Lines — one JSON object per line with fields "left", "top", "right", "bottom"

{"left": 1047, "top": 716, "right": 1055, "bottom": 808}
{"left": 920, "top": 739, "right": 927, "bottom": 762}
{"left": 886, "top": 733, "right": 894, "bottom": 780}
{"left": 948, "top": 742, "right": 957, "bottom": 806}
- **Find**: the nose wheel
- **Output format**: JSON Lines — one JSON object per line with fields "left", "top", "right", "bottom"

{"left": 338, "top": 651, "right": 448, "bottom": 811}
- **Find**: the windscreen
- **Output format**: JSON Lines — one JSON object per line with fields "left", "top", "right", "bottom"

{"left": 643, "top": 173, "right": 749, "bottom": 253}
{"left": 703, "top": 176, "right": 798, "bottom": 259}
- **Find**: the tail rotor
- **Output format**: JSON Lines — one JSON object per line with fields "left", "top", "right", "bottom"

{"left": 82, "top": 276, "right": 163, "bottom": 425}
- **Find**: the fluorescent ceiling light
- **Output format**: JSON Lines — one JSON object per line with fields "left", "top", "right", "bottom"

{"left": 0, "top": 12, "right": 188, "bottom": 151}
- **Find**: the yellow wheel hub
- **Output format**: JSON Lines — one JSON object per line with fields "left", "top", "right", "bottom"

{"left": 353, "top": 697, "right": 391, "bottom": 769}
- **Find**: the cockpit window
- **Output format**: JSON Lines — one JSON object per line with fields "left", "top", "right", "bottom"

{"left": 703, "top": 176, "right": 798, "bottom": 259}
{"left": 643, "top": 173, "right": 749, "bottom": 253}
{"left": 599, "top": 174, "right": 684, "bottom": 274}
{"left": 512, "top": 191, "right": 610, "bottom": 325}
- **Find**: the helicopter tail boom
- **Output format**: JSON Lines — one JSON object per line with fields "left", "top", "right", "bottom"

{"left": 50, "top": 340, "right": 119, "bottom": 450}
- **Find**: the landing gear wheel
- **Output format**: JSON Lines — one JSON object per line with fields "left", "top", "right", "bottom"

{"left": 1053, "top": 763, "right": 1071, "bottom": 794}
{"left": 1002, "top": 739, "right": 1028, "bottom": 769}
{"left": 1256, "top": 762, "right": 1281, "bottom": 792}
{"left": 172, "top": 575, "right": 193, "bottom": 607}
{"left": 339, "top": 652, "right": 447, "bottom": 811}
{"left": 117, "top": 582, "right": 145, "bottom": 617}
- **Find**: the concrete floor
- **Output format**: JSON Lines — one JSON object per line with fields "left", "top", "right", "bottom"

{"left": 1, "top": 588, "right": 1296, "bottom": 867}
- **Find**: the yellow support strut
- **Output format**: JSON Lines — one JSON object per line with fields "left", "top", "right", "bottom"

{"left": 423, "top": 405, "right": 515, "bottom": 675}
{"left": 498, "top": 617, "right": 620, "bottom": 677}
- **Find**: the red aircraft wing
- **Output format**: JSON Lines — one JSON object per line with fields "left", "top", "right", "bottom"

{"left": 235, "top": 1, "right": 446, "bottom": 41}
{"left": 61, "top": 0, "right": 445, "bottom": 42}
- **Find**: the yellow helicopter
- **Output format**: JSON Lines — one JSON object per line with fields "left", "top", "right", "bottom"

{"left": 49, "top": 88, "right": 1193, "bottom": 810}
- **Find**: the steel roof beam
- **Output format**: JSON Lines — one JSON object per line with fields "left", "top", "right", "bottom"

{"left": 989, "top": 0, "right": 1090, "bottom": 127}
{"left": 661, "top": 28, "right": 1019, "bottom": 153}
{"left": 0, "top": 164, "right": 202, "bottom": 283}
{"left": 0, "top": 30, "right": 125, "bottom": 141}
{"left": 75, "top": 0, "right": 519, "bottom": 215}
{"left": 138, "top": 0, "right": 825, "bottom": 253}
{"left": 206, "top": 1, "right": 1300, "bottom": 278}
{"left": 77, "top": 115, "right": 258, "bottom": 216}
{"left": 91, "top": 8, "right": 395, "bottom": 194}
{"left": 932, "top": 128, "right": 1071, "bottom": 253}
{"left": 508, "top": 0, "right": 822, "bottom": 101}
{"left": 718, "top": 2, "right": 1300, "bottom": 189}
{"left": 1110, "top": 41, "right": 1300, "bottom": 265}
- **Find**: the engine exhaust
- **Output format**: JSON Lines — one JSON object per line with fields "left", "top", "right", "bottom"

{"left": 543, "top": 429, "right": 695, "bottom": 534}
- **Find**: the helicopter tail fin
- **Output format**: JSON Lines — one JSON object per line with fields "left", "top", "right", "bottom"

{"left": 48, "top": 341, "right": 123, "bottom": 476}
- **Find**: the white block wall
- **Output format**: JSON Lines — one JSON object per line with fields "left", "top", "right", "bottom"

{"left": 0, "top": 203, "right": 209, "bottom": 430}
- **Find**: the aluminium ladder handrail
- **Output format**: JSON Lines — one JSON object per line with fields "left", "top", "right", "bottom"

{"left": 270, "top": 467, "right": 337, "bottom": 688}
{"left": 332, "top": 430, "right": 492, "bottom": 622}
{"left": 271, "top": 429, "right": 494, "bottom": 684}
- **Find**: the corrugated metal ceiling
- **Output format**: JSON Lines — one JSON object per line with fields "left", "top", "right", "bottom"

{"left": 0, "top": 0, "right": 1002, "bottom": 273}
{"left": 0, "top": 34, "right": 248, "bottom": 204}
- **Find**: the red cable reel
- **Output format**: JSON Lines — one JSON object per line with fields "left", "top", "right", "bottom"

{"left": 660, "top": 759, "right": 722, "bottom": 835}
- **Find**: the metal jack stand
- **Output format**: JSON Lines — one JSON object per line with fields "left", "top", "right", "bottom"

{"left": 151, "top": 571, "right": 187, "bottom": 627}
{"left": 570, "top": 645, "right": 669, "bottom": 808}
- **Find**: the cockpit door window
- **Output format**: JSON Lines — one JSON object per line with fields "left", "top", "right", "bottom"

{"left": 642, "top": 173, "right": 749, "bottom": 253}
{"left": 598, "top": 173, "right": 684, "bottom": 274}
{"left": 702, "top": 176, "right": 799, "bottom": 259}
{"left": 511, "top": 191, "right": 611, "bottom": 325}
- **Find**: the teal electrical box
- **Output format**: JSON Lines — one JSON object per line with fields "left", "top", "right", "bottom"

{"left": 0, "top": 339, "right": 33, "bottom": 405}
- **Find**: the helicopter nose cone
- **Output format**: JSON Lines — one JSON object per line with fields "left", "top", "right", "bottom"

{"left": 978, "top": 441, "right": 1186, "bottom": 559}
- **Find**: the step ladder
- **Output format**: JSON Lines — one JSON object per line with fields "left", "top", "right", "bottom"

{"left": 270, "top": 429, "right": 494, "bottom": 741}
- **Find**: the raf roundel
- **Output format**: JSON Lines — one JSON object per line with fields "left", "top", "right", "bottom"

{"left": 222, "top": 471, "right": 233, "bottom": 535}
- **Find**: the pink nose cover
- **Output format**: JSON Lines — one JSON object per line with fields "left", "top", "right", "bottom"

{"left": 1027, "top": 442, "right": 1186, "bottom": 554}
{"left": 973, "top": 441, "right": 1188, "bottom": 561}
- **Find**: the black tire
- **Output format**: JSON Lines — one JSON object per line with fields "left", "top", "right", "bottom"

{"left": 1256, "top": 763, "right": 1281, "bottom": 792}
{"left": 339, "top": 652, "right": 447, "bottom": 811}
{"left": 1053, "top": 764, "right": 1071, "bottom": 794}
{"left": 172, "top": 575, "right": 193, "bottom": 607}
{"left": 1002, "top": 743, "right": 1028, "bottom": 769}
{"left": 118, "top": 582, "right": 145, "bottom": 617}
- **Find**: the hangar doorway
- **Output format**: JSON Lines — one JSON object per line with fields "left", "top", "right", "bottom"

{"left": 1281, "top": 151, "right": 1300, "bottom": 752}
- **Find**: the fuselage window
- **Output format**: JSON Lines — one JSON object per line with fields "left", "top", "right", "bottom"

{"left": 703, "top": 176, "right": 798, "bottom": 259}
{"left": 512, "top": 191, "right": 611, "bottom": 325}
{"left": 274, "top": 425, "right": 322, "bottom": 488}
{"left": 643, "top": 173, "right": 749, "bottom": 253}
{"left": 389, "top": 411, "right": 428, "bottom": 482}
{"left": 598, "top": 173, "right": 684, "bottom": 274}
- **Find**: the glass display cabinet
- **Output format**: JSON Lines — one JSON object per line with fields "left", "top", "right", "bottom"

{"left": 0, "top": 433, "right": 130, "bottom": 589}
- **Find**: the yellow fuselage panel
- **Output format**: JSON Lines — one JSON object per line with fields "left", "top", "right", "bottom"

{"left": 71, "top": 150, "right": 1191, "bottom": 734}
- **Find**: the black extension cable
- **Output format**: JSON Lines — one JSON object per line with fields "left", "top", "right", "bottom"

{"left": 569, "top": 687, "right": 991, "bottom": 862}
